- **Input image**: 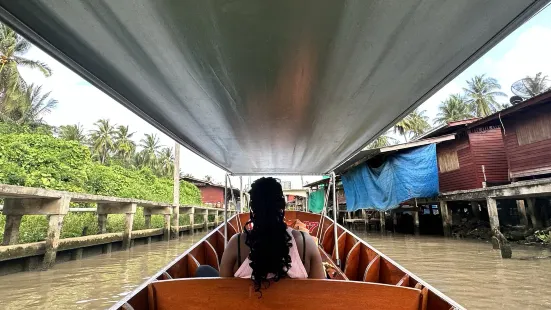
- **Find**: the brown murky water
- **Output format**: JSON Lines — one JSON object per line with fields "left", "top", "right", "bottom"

{"left": 354, "top": 231, "right": 551, "bottom": 310}
{"left": 1, "top": 231, "right": 550, "bottom": 309}
{"left": 0, "top": 232, "right": 206, "bottom": 310}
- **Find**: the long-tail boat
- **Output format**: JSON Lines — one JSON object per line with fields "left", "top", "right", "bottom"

{"left": 112, "top": 211, "right": 462, "bottom": 310}
{"left": 0, "top": 1, "right": 547, "bottom": 309}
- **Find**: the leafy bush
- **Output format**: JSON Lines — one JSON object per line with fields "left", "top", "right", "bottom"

{"left": 0, "top": 131, "right": 202, "bottom": 244}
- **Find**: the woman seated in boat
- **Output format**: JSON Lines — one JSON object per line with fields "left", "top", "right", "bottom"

{"left": 197, "top": 177, "right": 325, "bottom": 289}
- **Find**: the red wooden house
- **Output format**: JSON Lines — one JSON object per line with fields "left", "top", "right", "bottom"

{"left": 420, "top": 119, "right": 509, "bottom": 192}
{"left": 180, "top": 176, "right": 240, "bottom": 206}
{"left": 467, "top": 90, "right": 551, "bottom": 181}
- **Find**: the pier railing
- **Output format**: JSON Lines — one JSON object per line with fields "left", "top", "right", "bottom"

{"left": 0, "top": 184, "right": 236, "bottom": 272}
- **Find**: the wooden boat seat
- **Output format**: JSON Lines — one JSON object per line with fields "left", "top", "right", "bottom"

{"left": 147, "top": 278, "right": 424, "bottom": 310}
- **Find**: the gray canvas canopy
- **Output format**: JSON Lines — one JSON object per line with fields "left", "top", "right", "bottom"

{"left": 0, "top": 0, "right": 547, "bottom": 175}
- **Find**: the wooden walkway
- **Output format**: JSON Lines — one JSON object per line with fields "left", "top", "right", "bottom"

{"left": 0, "top": 184, "right": 236, "bottom": 271}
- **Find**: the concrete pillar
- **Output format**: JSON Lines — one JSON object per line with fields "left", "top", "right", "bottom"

{"left": 122, "top": 212, "right": 135, "bottom": 250}
{"left": 204, "top": 210, "right": 209, "bottom": 230}
{"left": 145, "top": 236, "right": 152, "bottom": 244}
{"left": 440, "top": 200, "right": 452, "bottom": 237}
{"left": 43, "top": 214, "right": 65, "bottom": 269}
{"left": 2, "top": 215, "right": 22, "bottom": 245}
{"left": 102, "top": 243, "right": 112, "bottom": 254}
{"left": 486, "top": 197, "right": 500, "bottom": 233}
{"left": 144, "top": 214, "right": 151, "bottom": 229}
{"left": 516, "top": 200, "right": 529, "bottom": 227}
{"left": 71, "top": 248, "right": 84, "bottom": 260}
{"left": 413, "top": 210, "right": 420, "bottom": 236}
{"left": 171, "top": 206, "right": 179, "bottom": 240}
{"left": 470, "top": 201, "right": 481, "bottom": 219}
{"left": 163, "top": 214, "right": 171, "bottom": 241}
{"left": 23, "top": 256, "right": 41, "bottom": 271}
{"left": 98, "top": 214, "right": 107, "bottom": 234}
{"left": 526, "top": 198, "right": 543, "bottom": 229}
{"left": 541, "top": 202, "right": 550, "bottom": 227}
{"left": 215, "top": 210, "right": 220, "bottom": 225}
{"left": 380, "top": 211, "right": 386, "bottom": 233}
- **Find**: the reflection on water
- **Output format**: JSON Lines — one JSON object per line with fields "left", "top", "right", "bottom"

{"left": 354, "top": 231, "right": 551, "bottom": 310}
{"left": 1, "top": 231, "right": 551, "bottom": 309}
{"left": 0, "top": 232, "right": 206, "bottom": 310}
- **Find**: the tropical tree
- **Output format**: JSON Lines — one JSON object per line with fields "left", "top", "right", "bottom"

{"left": 59, "top": 124, "right": 86, "bottom": 143}
{"left": 0, "top": 23, "right": 52, "bottom": 111}
{"left": 464, "top": 75, "right": 506, "bottom": 117}
{"left": 394, "top": 109, "right": 430, "bottom": 142}
{"left": 138, "top": 133, "right": 162, "bottom": 169}
{"left": 394, "top": 117, "right": 412, "bottom": 142}
{"left": 114, "top": 125, "right": 136, "bottom": 163}
{"left": 156, "top": 147, "right": 174, "bottom": 177}
{"left": 434, "top": 94, "right": 473, "bottom": 125}
{"left": 368, "top": 132, "right": 399, "bottom": 149}
{"left": 0, "top": 84, "right": 56, "bottom": 125}
{"left": 0, "top": 23, "right": 52, "bottom": 77}
{"left": 408, "top": 109, "right": 431, "bottom": 138}
{"left": 515, "top": 72, "right": 550, "bottom": 99}
{"left": 89, "top": 119, "right": 116, "bottom": 164}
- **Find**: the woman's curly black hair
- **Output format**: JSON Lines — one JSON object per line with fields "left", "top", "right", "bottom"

{"left": 244, "top": 177, "right": 292, "bottom": 293}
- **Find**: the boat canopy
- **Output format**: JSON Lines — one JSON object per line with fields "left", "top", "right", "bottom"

{"left": 0, "top": 1, "right": 546, "bottom": 175}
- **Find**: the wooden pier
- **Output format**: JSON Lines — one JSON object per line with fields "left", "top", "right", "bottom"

{"left": 0, "top": 184, "right": 236, "bottom": 274}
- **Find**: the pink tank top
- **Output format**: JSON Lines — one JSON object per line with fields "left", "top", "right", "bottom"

{"left": 234, "top": 228, "right": 308, "bottom": 279}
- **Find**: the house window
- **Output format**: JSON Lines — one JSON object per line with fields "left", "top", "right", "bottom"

{"left": 438, "top": 150, "right": 459, "bottom": 172}
{"left": 516, "top": 113, "right": 551, "bottom": 145}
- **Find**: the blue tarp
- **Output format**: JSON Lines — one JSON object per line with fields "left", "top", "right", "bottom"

{"left": 341, "top": 144, "right": 439, "bottom": 211}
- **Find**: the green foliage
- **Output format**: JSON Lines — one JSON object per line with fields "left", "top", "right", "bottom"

{"left": 0, "top": 131, "right": 201, "bottom": 244}
{"left": 535, "top": 230, "right": 551, "bottom": 244}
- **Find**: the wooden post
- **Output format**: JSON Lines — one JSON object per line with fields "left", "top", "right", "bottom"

{"left": 486, "top": 197, "right": 512, "bottom": 258}
{"left": 526, "top": 198, "right": 542, "bottom": 229}
{"left": 470, "top": 201, "right": 481, "bottom": 219}
{"left": 98, "top": 214, "right": 107, "bottom": 234}
{"left": 413, "top": 210, "right": 420, "bottom": 236}
{"left": 43, "top": 214, "right": 65, "bottom": 269}
{"left": 122, "top": 212, "right": 135, "bottom": 250}
{"left": 380, "top": 211, "right": 386, "bottom": 233}
{"left": 2, "top": 215, "right": 22, "bottom": 245}
{"left": 486, "top": 197, "right": 500, "bottom": 232}
{"left": 392, "top": 211, "right": 397, "bottom": 233}
{"left": 163, "top": 214, "right": 171, "bottom": 241}
{"left": 440, "top": 200, "right": 452, "bottom": 237}
{"left": 144, "top": 214, "right": 151, "bottom": 229}
{"left": 516, "top": 200, "right": 529, "bottom": 227}
{"left": 171, "top": 143, "right": 180, "bottom": 239}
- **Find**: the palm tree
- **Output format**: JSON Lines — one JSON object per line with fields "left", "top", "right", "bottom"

{"left": 434, "top": 94, "right": 473, "bottom": 125}
{"left": 518, "top": 72, "right": 550, "bottom": 98}
{"left": 394, "top": 109, "right": 430, "bottom": 142}
{"left": 138, "top": 133, "right": 162, "bottom": 169}
{"left": 0, "top": 23, "right": 51, "bottom": 77}
{"left": 114, "top": 125, "right": 136, "bottom": 163}
{"left": 464, "top": 75, "right": 506, "bottom": 117}
{"left": 59, "top": 124, "right": 86, "bottom": 143}
{"left": 368, "top": 132, "right": 399, "bottom": 149}
{"left": 408, "top": 109, "right": 431, "bottom": 138}
{"left": 0, "top": 84, "right": 56, "bottom": 125}
{"left": 156, "top": 147, "right": 174, "bottom": 177}
{"left": 89, "top": 119, "right": 116, "bottom": 164}
{"left": 394, "top": 117, "right": 412, "bottom": 142}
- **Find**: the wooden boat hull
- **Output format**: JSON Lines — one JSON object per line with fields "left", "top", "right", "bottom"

{"left": 112, "top": 211, "right": 463, "bottom": 310}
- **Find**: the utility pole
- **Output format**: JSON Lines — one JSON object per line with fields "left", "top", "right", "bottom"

{"left": 171, "top": 143, "right": 180, "bottom": 239}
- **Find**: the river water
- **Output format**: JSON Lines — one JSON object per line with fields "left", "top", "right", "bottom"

{"left": 1, "top": 231, "right": 550, "bottom": 309}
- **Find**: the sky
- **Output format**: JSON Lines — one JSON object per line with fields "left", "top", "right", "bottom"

{"left": 17, "top": 4, "right": 551, "bottom": 187}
